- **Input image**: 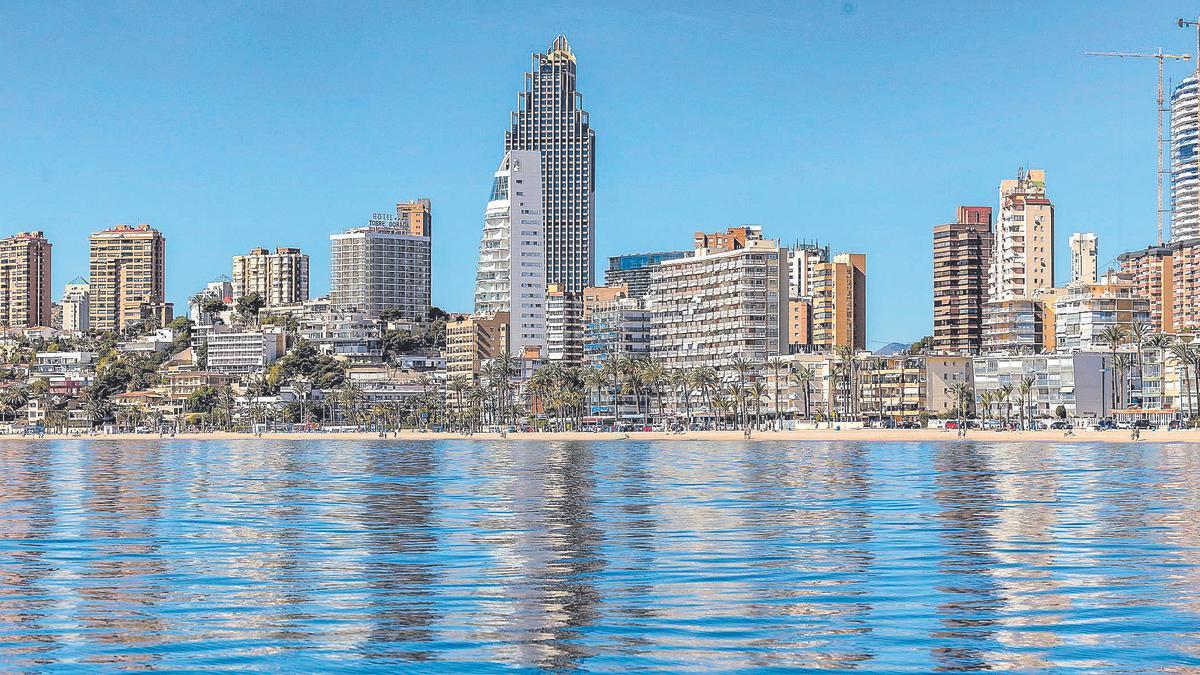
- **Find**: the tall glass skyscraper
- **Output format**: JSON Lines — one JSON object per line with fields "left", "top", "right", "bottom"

{"left": 1171, "top": 72, "right": 1200, "bottom": 243}
{"left": 505, "top": 34, "right": 596, "bottom": 294}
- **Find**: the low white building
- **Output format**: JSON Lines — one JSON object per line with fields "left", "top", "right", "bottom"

{"left": 204, "top": 327, "right": 286, "bottom": 375}
{"left": 972, "top": 352, "right": 1110, "bottom": 419}
{"left": 299, "top": 312, "right": 381, "bottom": 361}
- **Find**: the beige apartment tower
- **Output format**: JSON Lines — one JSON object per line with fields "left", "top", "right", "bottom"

{"left": 990, "top": 169, "right": 1054, "bottom": 300}
{"left": 89, "top": 224, "right": 167, "bottom": 332}
{"left": 811, "top": 253, "right": 867, "bottom": 350}
{"left": 1070, "top": 232, "right": 1098, "bottom": 285}
{"left": 0, "top": 231, "right": 52, "bottom": 328}
{"left": 445, "top": 312, "right": 510, "bottom": 382}
{"left": 232, "top": 247, "right": 310, "bottom": 306}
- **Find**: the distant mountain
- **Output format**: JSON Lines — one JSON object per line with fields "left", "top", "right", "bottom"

{"left": 873, "top": 342, "right": 909, "bottom": 356}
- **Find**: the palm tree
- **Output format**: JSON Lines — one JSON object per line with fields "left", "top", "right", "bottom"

{"left": 583, "top": 367, "right": 608, "bottom": 427}
{"left": 766, "top": 357, "right": 788, "bottom": 430}
{"left": 1169, "top": 343, "right": 1193, "bottom": 419}
{"left": 1015, "top": 373, "right": 1034, "bottom": 430}
{"left": 1098, "top": 324, "right": 1129, "bottom": 413}
{"left": 997, "top": 383, "right": 1014, "bottom": 429}
{"left": 728, "top": 355, "right": 754, "bottom": 428}
{"left": 1113, "top": 353, "right": 1133, "bottom": 412}
{"left": 82, "top": 389, "right": 113, "bottom": 430}
{"left": 639, "top": 358, "right": 668, "bottom": 427}
{"left": 748, "top": 381, "right": 768, "bottom": 430}
{"left": 949, "top": 382, "right": 970, "bottom": 427}
{"left": 790, "top": 365, "right": 816, "bottom": 423}
{"left": 978, "top": 390, "right": 993, "bottom": 425}
{"left": 691, "top": 366, "right": 719, "bottom": 430}
{"left": 1130, "top": 322, "right": 1151, "bottom": 407}
{"left": 447, "top": 375, "right": 470, "bottom": 431}
{"left": 337, "top": 381, "right": 365, "bottom": 428}
{"left": 834, "top": 345, "right": 857, "bottom": 419}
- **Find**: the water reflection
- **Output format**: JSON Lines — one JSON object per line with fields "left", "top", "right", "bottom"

{"left": 1, "top": 439, "right": 1200, "bottom": 670}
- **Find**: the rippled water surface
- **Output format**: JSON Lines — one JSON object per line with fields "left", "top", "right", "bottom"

{"left": 2, "top": 440, "right": 1200, "bottom": 671}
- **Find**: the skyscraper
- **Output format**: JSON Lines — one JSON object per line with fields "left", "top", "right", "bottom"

{"left": 811, "top": 253, "right": 867, "bottom": 350}
{"left": 89, "top": 224, "right": 166, "bottom": 332}
{"left": 505, "top": 35, "right": 596, "bottom": 294}
{"left": 474, "top": 149, "right": 547, "bottom": 354}
{"left": 1069, "top": 232, "right": 1098, "bottom": 285}
{"left": 232, "top": 246, "right": 310, "bottom": 306}
{"left": 1171, "top": 72, "right": 1200, "bottom": 243}
{"left": 330, "top": 203, "right": 432, "bottom": 320}
{"left": 989, "top": 169, "right": 1055, "bottom": 300}
{"left": 932, "top": 206, "right": 993, "bottom": 355}
{"left": 0, "top": 231, "right": 52, "bottom": 328}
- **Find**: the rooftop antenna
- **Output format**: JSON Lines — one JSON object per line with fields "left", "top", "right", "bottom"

{"left": 1086, "top": 48, "right": 1191, "bottom": 244}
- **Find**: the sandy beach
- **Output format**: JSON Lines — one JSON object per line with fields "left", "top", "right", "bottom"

{"left": 4, "top": 428, "right": 1198, "bottom": 443}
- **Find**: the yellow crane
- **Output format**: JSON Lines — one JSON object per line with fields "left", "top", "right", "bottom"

{"left": 1085, "top": 49, "right": 1190, "bottom": 245}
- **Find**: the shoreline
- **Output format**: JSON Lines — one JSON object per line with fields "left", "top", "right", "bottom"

{"left": 2, "top": 429, "right": 1197, "bottom": 443}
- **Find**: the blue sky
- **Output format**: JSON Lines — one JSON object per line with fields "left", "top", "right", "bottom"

{"left": 1, "top": 1, "right": 1198, "bottom": 345}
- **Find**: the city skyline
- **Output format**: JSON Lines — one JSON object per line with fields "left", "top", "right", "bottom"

{"left": 4, "top": 2, "right": 1200, "bottom": 345}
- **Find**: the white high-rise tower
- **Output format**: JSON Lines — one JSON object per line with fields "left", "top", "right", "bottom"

{"left": 1171, "top": 72, "right": 1200, "bottom": 242}
{"left": 474, "top": 150, "right": 547, "bottom": 354}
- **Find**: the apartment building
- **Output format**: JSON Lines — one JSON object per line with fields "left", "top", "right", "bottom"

{"left": 857, "top": 354, "right": 973, "bottom": 420}
{"left": 0, "top": 231, "right": 52, "bottom": 328}
{"left": 932, "top": 207, "right": 993, "bottom": 354}
{"left": 583, "top": 293, "right": 652, "bottom": 422}
{"left": 693, "top": 225, "right": 763, "bottom": 253}
{"left": 474, "top": 150, "right": 546, "bottom": 356}
{"left": 204, "top": 327, "right": 286, "bottom": 375}
{"left": 788, "top": 241, "right": 830, "bottom": 299}
{"left": 1054, "top": 272, "right": 1151, "bottom": 352}
{"left": 61, "top": 277, "right": 90, "bottom": 333}
{"left": 1172, "top": 240, "right": 1200, "bottom": 332}
{"left": 604, "top": 251, "right": 689, "bottom": 298}
{"left": 298, "top": 312, "right": 381, "bottom": 362}
{"left": 232, "top": 246, "right": 310, "bottom": 306}
{"left": 1118, "top": 245, "right": 1174, "bottom": 333}
{"left": 990, "top": 168, "right": 1054, "bottom": 300}
{"left": 1069, "top": 232, "right": 1099, "bottom": 285}
{"left": 787, "top": 298, "right": 812, "bottom": 350}
{"left": 811, "top": 253, "right": 867, "bottom": 350}
{"left": 395, "top": 198, "right": 432, "bottom": 237}
{"left": 545, "top": 283, "right": 583, "bottom": 365}
{"left": 972, "top": 352, "right": 1109, "bottom": 419}
{"left": 445, "top": 312, "right": 509, "bottom": 382}
{"left": 648, "top": 237, "right": 788, "bottom": 369}
{"left": 89, "top": 224, "right": 167, "bottom": 332}
{"left": 982, "top": 295, "right": 1053, "bottom": 354}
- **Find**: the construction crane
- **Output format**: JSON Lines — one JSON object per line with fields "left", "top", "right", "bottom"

{"left": 1085, "top": 49, "right": 1190, "bottom": 245}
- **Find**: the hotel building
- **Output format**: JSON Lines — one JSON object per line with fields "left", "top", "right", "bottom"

{"left": 330, "top": 203, "right": 432, "bottom": 320}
